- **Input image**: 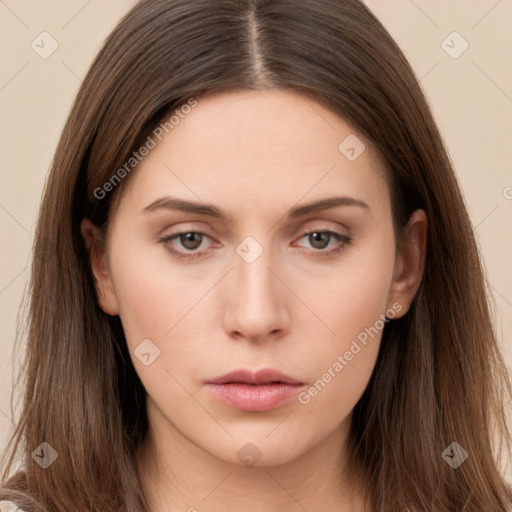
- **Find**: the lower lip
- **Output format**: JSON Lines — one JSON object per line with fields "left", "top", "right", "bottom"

{"left": 206, "top": 383, "right": 303, "bottom": 412}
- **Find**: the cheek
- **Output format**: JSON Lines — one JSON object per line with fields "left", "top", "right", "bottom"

{"left": 292, "top": 231, "right": 395, "bottom": 409}
{"left": 293, "top": 227, "right": 396, "bottom": 350}
{"left": 109, "top": 236, "right": 192, "bottom": 326}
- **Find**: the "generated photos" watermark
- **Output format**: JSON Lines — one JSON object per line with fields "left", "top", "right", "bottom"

{"left": 298, "top": 302, "right": 403, "bottom": 405}
{"left": 93, "top": 97, "right": 197, "bottom": 200}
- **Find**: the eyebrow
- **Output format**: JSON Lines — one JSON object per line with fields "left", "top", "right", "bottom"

{"left": 142, "top": 195, "right": 370, "bottom": 221}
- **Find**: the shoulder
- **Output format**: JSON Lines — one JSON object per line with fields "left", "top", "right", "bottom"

{"left": 0, "top": 501, "right": 27, "bottom": 512}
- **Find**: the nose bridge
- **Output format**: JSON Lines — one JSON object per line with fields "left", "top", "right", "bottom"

{"left": 224, "top": 235, "right": 288, "bottom": 339}
{"left": 237, "top": 247, "right": 275, "bottom": 302}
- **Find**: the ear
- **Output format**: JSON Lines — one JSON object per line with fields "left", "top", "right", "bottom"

{"left": 80, "top": 218, "right": 119, "bottom": 316}
{"left": 386, "top": 209, "right": 427, "bottom": 318}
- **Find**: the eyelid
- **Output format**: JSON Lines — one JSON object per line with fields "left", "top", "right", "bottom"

{"left": 294, "top": 219, "right": 350, "bottom": 236}
{"left": 157, "top": 223, "right": 217, "bottom": 242}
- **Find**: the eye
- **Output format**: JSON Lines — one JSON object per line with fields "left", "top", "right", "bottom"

{"left": 158, "top": 229, "right": 352, "bottom": 261}
{"left": 294, "top": 230, "right": 351, "bottom": 258}
{"left": 158, "top": 231, "right": 215, "bottom": 260}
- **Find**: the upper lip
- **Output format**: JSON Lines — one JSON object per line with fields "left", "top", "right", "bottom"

{"left": 207, "top": 368, "right": 303, "bottom": 385}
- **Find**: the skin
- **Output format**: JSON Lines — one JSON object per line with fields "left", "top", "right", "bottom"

{"left": 82, "top": 89, "right": 427, "bottom": 512}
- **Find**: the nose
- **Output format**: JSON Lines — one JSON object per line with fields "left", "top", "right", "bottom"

{"left": 223, "top": 247, "right": 290, "bottom": 343}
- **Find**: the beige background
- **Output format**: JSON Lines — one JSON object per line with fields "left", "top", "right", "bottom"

{"left": 1, "top": 0, "right": 511, "bottom": 475}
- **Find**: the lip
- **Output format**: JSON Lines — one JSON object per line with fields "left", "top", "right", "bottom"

{"left": 206, "top": 368, "right": 304, "bottom": 412}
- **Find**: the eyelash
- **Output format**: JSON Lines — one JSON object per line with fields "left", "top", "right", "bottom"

{"left": 158, "top": 229, "right": 352, "bottom": 261}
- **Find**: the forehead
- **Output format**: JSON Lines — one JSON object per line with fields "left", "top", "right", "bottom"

{"left": 117, "top": 89, "right": 390, "bottom": 219}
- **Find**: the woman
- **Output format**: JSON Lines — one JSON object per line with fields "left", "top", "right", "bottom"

{"left": 1, "top": 0, "right": 511, "bottom": 510}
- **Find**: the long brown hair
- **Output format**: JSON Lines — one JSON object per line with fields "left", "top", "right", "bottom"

{"left": 1, "top": 0, "right": 511, "bottom": 510}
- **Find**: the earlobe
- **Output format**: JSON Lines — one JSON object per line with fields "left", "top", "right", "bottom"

{"left": 387, "top": 209, "right": 427, "bottom": 318}
{"left": 80, "top": 218, "right": 120, "bottom": 316}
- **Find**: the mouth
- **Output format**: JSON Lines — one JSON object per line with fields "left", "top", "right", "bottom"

{"left": 205, "top": 368, "right": 304, "bottom": 412}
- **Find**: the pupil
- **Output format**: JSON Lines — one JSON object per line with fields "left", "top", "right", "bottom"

{"left": 310, "top": 232, "right": 329, "bottom": 249}
{"left": 182, "top": 232, "right": 202, "bottom": 250}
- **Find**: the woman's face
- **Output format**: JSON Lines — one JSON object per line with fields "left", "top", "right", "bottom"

{"left": 84, "top": 89, "right": 424, "bottom": 468}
